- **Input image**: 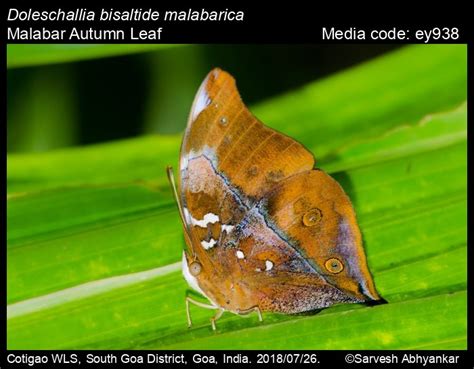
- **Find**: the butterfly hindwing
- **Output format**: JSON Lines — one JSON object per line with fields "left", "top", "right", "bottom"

{"left": 257, "top": 169, "right": 381, "bottom": 302}
{"left": 221, "top": 202, "right": 358, "bottom": 313}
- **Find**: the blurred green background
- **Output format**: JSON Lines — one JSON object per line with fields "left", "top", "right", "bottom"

{"left": 7, "top": 44, "right": 467, "bottom": 349}
{"left": 7, "top": 44, "right": 400, "bottom": 153}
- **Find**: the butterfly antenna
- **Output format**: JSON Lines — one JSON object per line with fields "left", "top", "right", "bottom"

{"left": 166, "top": 166, "right": 197, "bottom": 258}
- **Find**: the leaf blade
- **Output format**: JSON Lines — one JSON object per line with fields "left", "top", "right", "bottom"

{"left": 7, "top": 44, "right": 182, "bottom": 68}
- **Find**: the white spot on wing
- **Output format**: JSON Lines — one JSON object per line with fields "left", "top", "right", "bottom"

{"left": 221, "top": 224, "right": 234, "bottom": 233}
{"left": 201, "top": 238, "right": 217, "bottom": 250}
{"left": 236, "top": 250, "right": 245, "bottom": 259}
{"left": 265, "top": 260, "right": 274, "bottom": 271}
{"left": 191, "top": 213, "right": 220, "bottom": 228}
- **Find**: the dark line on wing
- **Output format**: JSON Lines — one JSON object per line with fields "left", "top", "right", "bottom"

{"left": 192, "top": 153, "right": 252, "bottom": 211}
{"left": 253, "top": 202, "right": 332, "bottom": 285}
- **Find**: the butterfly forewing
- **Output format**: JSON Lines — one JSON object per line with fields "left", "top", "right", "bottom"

{"left": 179, "top": 68, "right": 315, "bottom": 203}
{"left": 178, "top": 68, "right": 316, "bottom": 309}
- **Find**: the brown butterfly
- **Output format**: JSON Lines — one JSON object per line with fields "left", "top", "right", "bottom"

{"left": 167, "top": 68, "right": 385, "bottom": 330}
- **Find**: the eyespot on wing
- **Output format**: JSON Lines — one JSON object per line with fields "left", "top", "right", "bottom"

{"left": 260, "top": 169, "right": 382, "bottom": 302}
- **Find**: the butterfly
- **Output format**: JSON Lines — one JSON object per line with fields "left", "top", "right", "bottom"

{"left": 167, "top": 68, "right": 385, "bottom": 330}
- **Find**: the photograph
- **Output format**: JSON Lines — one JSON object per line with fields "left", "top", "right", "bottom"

{"left": 6, "top": 43, "right": 467, "bottom": 350}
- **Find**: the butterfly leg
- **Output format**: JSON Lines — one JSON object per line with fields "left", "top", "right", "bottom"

{"left": 185, "top": 296, "right": 219, "bottom": 328}
{"left": 210, "top": 308, "right": 224, "bottom": 331}
{"left": 237, "top": 306, "right": 263, "bottom": 322}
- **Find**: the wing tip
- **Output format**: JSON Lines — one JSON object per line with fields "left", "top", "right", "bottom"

{"left": 208, "top": 67, "right": 230, "bottom": 82}
{"left": 205, "top": 67, "right": 236, "bottom": 96}
{"left": 187, "top": 67, "right": 236, "bottom": 126}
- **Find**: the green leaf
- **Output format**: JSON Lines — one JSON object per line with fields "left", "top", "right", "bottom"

{"left": 253, "top": 44, "right": 467, "bottom": 158}
{"left": 7, "top": 184, "right": 181, "bottom": 304}
{"left": 7, "top": 44, "right": 182, "bottom": 68}
{"left": 7, "top": 45, "right": 467, "bottom": 195}
{"left": 7, "top": 65, "right": 79, "bottom": 152}
{"left": 322, "top": 103, "right": 467, "bottom": 173}
{"left": 7, "top": 45, "right": 467, "bottom": 349}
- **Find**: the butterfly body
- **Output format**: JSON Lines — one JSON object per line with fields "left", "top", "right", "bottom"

{"left": 171, "top": 68, "right": 384, "bottom": 328}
